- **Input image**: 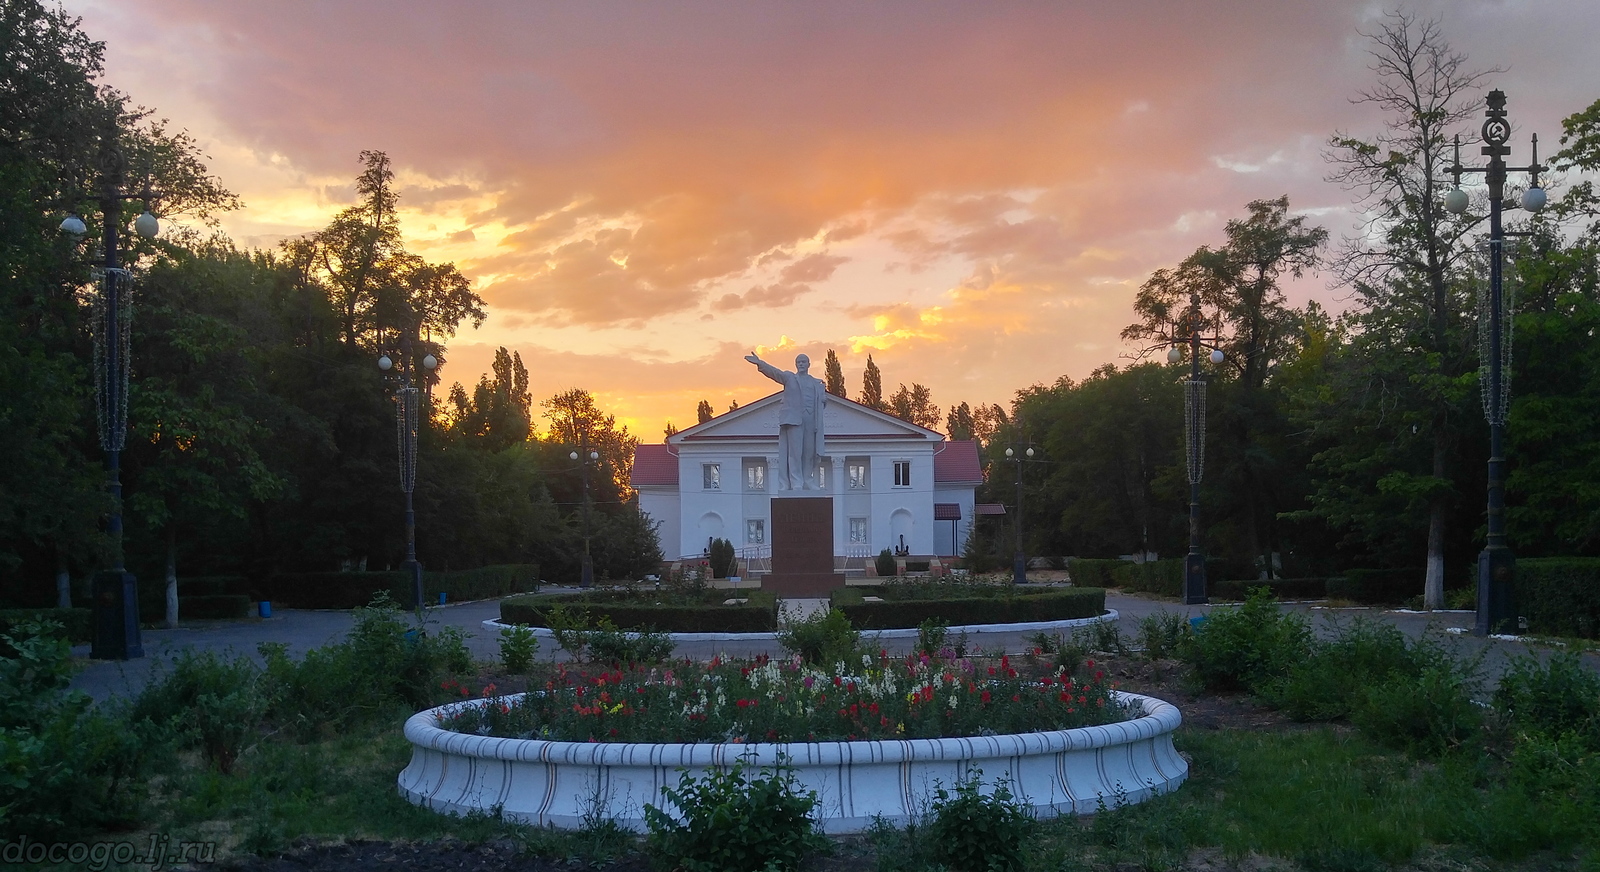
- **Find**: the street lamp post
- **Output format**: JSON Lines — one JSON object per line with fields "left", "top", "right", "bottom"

{"left": 60, "top": 165, "right": 161, "bottom": 660}
{"left": 570, "top": 445, "right": 599, "bottom": 588}
{"left": 1444, "top": 89, "right": 1547, "bottom": 636}
{"left": 1004, "top": 444, "right": 1034, "bottom": 584}
{"left": 379, "top": 331, "right": 437, "bottom": 614}
{"left": 1164, "top": 294, "right": 1225, "bottom": 605}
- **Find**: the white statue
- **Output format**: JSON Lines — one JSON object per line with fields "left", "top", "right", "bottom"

{"left": 745, "top": 352, "right": 827, "bottom": 491}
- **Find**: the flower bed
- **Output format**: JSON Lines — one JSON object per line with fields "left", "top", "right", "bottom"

{"left": 398, "top": 689, "right": 1185, "bottom": 833}
{"left": 399, "top": 653, "right": 1186, "bottom": 832}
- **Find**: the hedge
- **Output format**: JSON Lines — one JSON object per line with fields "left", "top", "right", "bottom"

{"left": 0, "top": 608, "right": 93, "bottom": 645}
{"left": 1210, "top": 578, "right": 1328, "bottom": 601}
{"left": 259, "top": 564, "right": 540, "bottom": 609}
{"left": 1067, "top": 559, "right": 1124, "bottom": 588}
{"left": 1516, "top": 557, "right": 1600, "bottom": 638}
{"left": 500, "top": 593, "right": 778, "bottom": 633}
{"left": 838, "top": 588, "right": 1106, "bottom": 630}
{"left": 1326, "top": 568, "right": 1422, "bottom": 605}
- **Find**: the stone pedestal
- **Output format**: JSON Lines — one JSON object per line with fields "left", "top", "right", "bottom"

{"left": 764, "top": 496, "right": 844, "bottom": 597}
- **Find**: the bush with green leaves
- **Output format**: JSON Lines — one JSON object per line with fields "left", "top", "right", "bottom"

{"left": 1494, "top": 652, "right": 1600, "bottom": 745}
{"left": 1135, "top": 611, "right": 1189, "bottom": 660}
{"left": 709, "top": 537, "right": 736, "bottom": 579}
{"left": 915, "top": 617, "right": 948, "bottom": 658}
{"left": 0, "top": 621, "right": 160, "bottom": 840}
{"left": 130, "top": 649, "right": 267, "bottom": 773}
{"left": 1182, "top": 588, "right": 1312, "bottom": 693}
{"left": 585, "top": 619, "right": 675, "bottom": 665}
{"left": 923, "top": 769, "right": 1033, "bottom": 872}
{"left": 1352, "top": 657, "right": 1483, "bottom": 757}
{"left": 1259, "top": 618, "right": 1417, "bottom": 722}
{"left": 499, "top": 625, "right": 540, "bottom": 673}
{"left": 876, "top": 547, "right": 898, "bottom": 577}
{"left": 644, "top": 760, "right": 826, "bottom": 872}
{"left": 776, "top": 607, "right": 861, "bottom": 667}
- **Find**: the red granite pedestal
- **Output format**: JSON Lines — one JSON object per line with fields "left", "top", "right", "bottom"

{"left": 762, "top": 496, "right": 845, "bottom": 597}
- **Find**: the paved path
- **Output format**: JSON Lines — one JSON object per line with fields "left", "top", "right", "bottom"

{"left": 68, "top": 588, "right": 1595, "bottom": 703}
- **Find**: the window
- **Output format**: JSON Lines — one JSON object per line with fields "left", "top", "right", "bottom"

{"left": 849, "top": 517, "right": 869, "bottom": 544}
{"left": 746, "top": 519, "right": 766, "bottom": 545}
{"left": 893, "top": 460, "right": 911, "bottom": 487}
{"left": 744, "top": 461, "right": 766, "bottom": 491}
{"left": 847, "top": 461, "right": 868, "bottom": 489}
{"left": 815, "top": 463, "right": 827, "bottom": 489}
{"left": 702, "top": 463, "right": 721, "bottom": 490}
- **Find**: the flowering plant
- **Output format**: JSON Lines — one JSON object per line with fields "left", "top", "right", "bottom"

{"left": 436, "top": 650, "right": 1128, "bottom": 743}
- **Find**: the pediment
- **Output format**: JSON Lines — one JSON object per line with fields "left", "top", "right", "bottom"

{"left": 670, "top": 393, "right": 943, "bottom": 444}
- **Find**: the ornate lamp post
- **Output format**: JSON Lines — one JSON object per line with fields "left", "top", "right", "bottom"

{"left": 379, "top": 331, "right": 437, "bottom": 614}
{"left": 1003, "top": 444, "right": 1035, "bottom": 584}
{"left": 1443, "top": 89, "right": 1547, "bottom": 636}
{"left": 1162, "top": 294, "right": 1225, "bottom": 605}
{"left": 570, "top": 444, "right": 600, "bottom": 588}
{"left": 60, "top": 158, "right": 161, "bottom": 660}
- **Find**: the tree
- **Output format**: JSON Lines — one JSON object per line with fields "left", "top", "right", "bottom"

{"left": 663, "top": 421, "right": 679, "bottom": 439}
{"left": 888, "top": 383, "right": 941, "bottom": 430}
{"left": 947, "top": 402, "right": 976, "bottom": 441}
{"left": 696, "top": 399, "right": 713, "bottom": 424}
{"left": 541, "top": 388, "right": 638, "bottom": 496}
{"left": 1123, "top": 197, "right": 1326, "bottom": 576}
{"left": 823, "top": 349, "right": 846, "bottom": 398}
{"left": 1320, "top": 11, "right": 1495, "bottom": 608}
{"left": 446, "top": 347, "right": 531, "bottom": 452}
{"left": 861, "top": 354, "right": 884, "bottom": 410}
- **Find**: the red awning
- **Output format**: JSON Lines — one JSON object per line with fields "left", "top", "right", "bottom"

{"left": 934, "top": 503, "right": 961, "bottom": 521}
{"left": 975, "top": 503, "right": 1007, "bottom": 516}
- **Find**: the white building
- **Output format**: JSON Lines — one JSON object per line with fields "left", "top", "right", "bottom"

{"left": 632, "top": 393, "right": 983, "bottom": 564}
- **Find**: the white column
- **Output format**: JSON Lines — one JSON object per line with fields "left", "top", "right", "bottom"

{"left": 833, "top": 456, "right": 847, "bottom": 560}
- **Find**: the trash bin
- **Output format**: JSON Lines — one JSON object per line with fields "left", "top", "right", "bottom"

{"left": 259, "top": 601, "right": 272, "bottom": 618}
{"left": 438, "top": 591, "right": 447, "bottom": 606}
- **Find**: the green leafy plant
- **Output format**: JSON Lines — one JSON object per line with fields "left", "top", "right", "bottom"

{"left": 1135, "top": 611, "right": 1190, "bottom": 661}
{"left": 1182, "top": 587, "right": 1312, "bottom": 693}
{"left": 1352, "top": 655, "right": 1483, "bottom": 757}
{"left": 777, "top": 607, "right": 861, "bottom": 668}
{"left": 544, "top": 603, "right": 592, "bottom": 660}
{"left": 915, "top": 617, "right": 948, "bottom": 658}
{"left": 131, "top": 650, "right": 266, "bottom": 773}
{"left": 644, "top": 759, "right": 826, "bottom": 872}
{"left": 923, "top": 769, "right": 1033, "bottom": 872}
{"left": 586, "top": 619, "right": 675, "bottom": 665}
{"left": 709, "top": 538, "right": 736, "bottom": 578}
{"left": 876, "top": 548, "right": 898, "bottom": 578}
{"left": 499, "top": 625, "right": 540, "bottom": 673}
{"left": 1493, "top": 651, "right": 1600, "bottom": 745}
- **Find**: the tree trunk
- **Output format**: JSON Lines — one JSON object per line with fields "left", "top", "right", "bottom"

{"left": 165, "top": 525, "right": 179, "bottom": 629}
{"left": 1424, "top": 435, "right": 1448, "bottom": 610}
{"left": 55, "top": 545, "right": 71, "bottom": 609}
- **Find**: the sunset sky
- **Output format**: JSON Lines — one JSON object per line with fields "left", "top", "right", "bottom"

{"left": 67, "top": 1, "right": 1600, "bottom": 438}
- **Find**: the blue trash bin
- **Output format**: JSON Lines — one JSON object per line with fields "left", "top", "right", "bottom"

{"left": 1188, "top": 615, "right": 1206, "bottom": 630}
{"left": 438, "top": 591, "right": 447, "bottom": 606}
{"left": 259, "top": 601, "right": 272, "bottom": 619}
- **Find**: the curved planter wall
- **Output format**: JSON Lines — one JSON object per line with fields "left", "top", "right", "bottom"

{"left": 481, "top": 609, "right": 1119, "bottom": 644}
{"left": 398, "top": 691, "right": 1186, "bottom": 833}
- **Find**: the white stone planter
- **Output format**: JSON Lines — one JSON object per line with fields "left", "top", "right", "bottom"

{"left": 398, "top": 691, "right": 1185, "bottom": 833}
{"left": 481, "top": 609, "right": 1119, "bottom": 644}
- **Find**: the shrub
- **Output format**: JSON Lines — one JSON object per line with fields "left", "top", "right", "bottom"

{"left": 1515, "top": 557, "right": 1600, "bottom": 638}
{"left": 1067, "top": 558, "right": 1124, "bottom": 588}
{"left": 1113, "top": 559, "right": 1184, "bottom": 596}
{"left": 0, "top": 621, "right": 158, "bottom": 840}
{"left": 499, "top": 625, "right": 539, "bottom": 673}
{"left": 0, "top": 608, "right": 91, "bottom": 650}
{"left": 915, "top": 617, "right": 948, "bottom": 658}
{"left": 708, "top": 538, "right": 736, "bottom": 579}
{"left": 501, "top": 592, "right": 778, "bottom": 634}
{"left": 1182, "top": 588, "right": 1313, "bottom": 693}
{"left": 1326, "top": 568, "right": 1422, "bottom": 605}
{"left": 129, "top": 650, "right": 265, "bottom": 773}
{"left": 1135, "top": 611, "right": 1190, "bottom": 660}
{"left": 776, "top": 608, "right": 861, "bottom": 668}
{"left": 585, "top": 619, "right": 675, "bottom": 665}
{"left": 1210, "top": 578, "right": 1327, "bottom": 601}
{"left": 258, "top": 564, "right": 539, "bottom": 610}
{"left": 876, "top": 548, "right": 898, "bottom": 578}
{"left": 838, "top": 588, "right": 1105, "bottom": 630}
{"left": 1353, "top": 657, "right": 1483, "bottom": 757}
{"left": 644, "top": 760, "right": 826, "bottom": 872}
{"left": 1494, "top": 652, "right": 1600, "bottom": 745}
{"left": 924, "top": 770, "right": 1032, "bottom": 872}
{"left": 1260, "top": 618, "right": 1416, "bottom": 722}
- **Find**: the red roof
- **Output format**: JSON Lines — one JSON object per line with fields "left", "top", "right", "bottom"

{"left": 934, "top": 503, "right": 962, "bottom": 521}
{"left": 975, "top": 503, "right": 1008, "bottom": 516}
{"left": 631, "top": 444, "right": 678, "bottom": 486}
{"left": 933, "top": 440, "right": 982, "bottom": 483}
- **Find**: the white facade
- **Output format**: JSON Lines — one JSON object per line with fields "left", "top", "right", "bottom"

{"left": 633, "top": 394, "right": 982, "bottom": 561}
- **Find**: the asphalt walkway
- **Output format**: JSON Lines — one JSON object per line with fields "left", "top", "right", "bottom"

{"left": 66, "top": 588, "right": 1593, "bottom": 703}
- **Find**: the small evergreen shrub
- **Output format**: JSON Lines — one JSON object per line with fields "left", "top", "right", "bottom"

{"left": 708, "top": 538, "right": 736, "bottom": 579}
{"left": 876, "top": 548, "right": 898, "bottom": 578}
{"left": 644, "top": 760, "right": 826, "bottom": 872}
{"left": 1066, "top": 558, "right": 1123, "bottom": 588}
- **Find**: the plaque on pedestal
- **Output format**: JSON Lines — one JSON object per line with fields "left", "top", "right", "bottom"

{"left": 763, "top": 496, "right": 844, "bottom": 597}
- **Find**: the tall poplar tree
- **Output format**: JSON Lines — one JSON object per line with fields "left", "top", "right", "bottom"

{"left": 861, "top": 354, "right": 884, "bottom": 410}
{"left": 823, "top": 349, "right": 847, "bottom": 398}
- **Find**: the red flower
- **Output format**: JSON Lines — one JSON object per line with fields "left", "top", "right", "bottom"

{"left": 980, "top": 690, "right": 992, "bottom": 703}
{"left": 1059, "top": 691, "right": 1070, "bottom": 702}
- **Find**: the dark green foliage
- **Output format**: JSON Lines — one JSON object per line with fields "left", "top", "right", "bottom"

{"left": 498, "top": 625, "right": 539, "bottom": 673}
{"left": 923, "top": 771, "right": 1033, "bottom": 872}
{"left": 129, "top": 650, "right": 264, "bottom": 773}
{"left": 1261, "top": 619, "right": 1427, "bottom": 722}
{"left": 1111, "top": 559, "right": 1184, "bottom": 596}
{"left": 1183, "top": 588, "right": 1313, "bottom": 693}
{"left": 1066, "top": 558, "right": 1124, "bottom": 588}
{"left": 585, "top": 620, "right": 675, "bottom": 665}
{"left": 1135, "top": 611, "right": 1190, "bottom": 660}
{"left": 0, "top": 622, "right": 159, "bottom": 840}
{"left": 838, "top": 588, "right": 1105, "bottom": 630}
{"left": 875, "top": 548, "right": 897, "bottom": 577}
{"left": 644, "top": 761, "right": 826, "bottom": 872}
{"left": 500, "top": 592, "right": 778, "bottom": 634}
{"left": 776, "top": 608, "right": 861, "bottom": 667}
{"left": 914, "top": 617, "right": 948, "bottom": 658}
{"left": 1514, "top": 557, "right": 1600, "bottom": 638}
{"left": 1494, "top": 652, "right": 1600, "bottom": 745}
{"left": 261, "top": 564, "right": 538, "bottom": 610}
{"left": 708, "top": 538, "right": 735, "bottom": 578}
{"left": 1326, "top": 568, "right": 1423, "bottom": 605}
{"left": 1210, "top": 577, "right": 1327, "bottom": 601}
{"left": 0, "top": 608, "right": 91, "bottom": 646}
{"left": 1352, "top": 659, "right": 1483, "bottom": 757}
